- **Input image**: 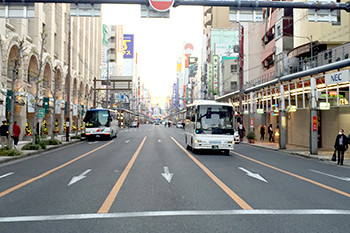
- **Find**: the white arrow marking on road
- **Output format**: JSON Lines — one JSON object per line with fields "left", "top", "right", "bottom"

{"left": 309, "top": 169, "right": 350, "bottom": 182}
{"left": 158, "top": 139, "right": 162, "bottom": 143}
{"left": 125, "top": 140, "right": 130, "bottom": 144}
{"left": 239, "top": 167, "right": 268, "bottom": 183}
{"left": 0, "top": 172, "right": 14, "bottom": 179}
{"left": 161, "top": 166, "right": 173, "bottom": 183}
{"left": 68, "top": 169, "right": 92, "bottom": 186}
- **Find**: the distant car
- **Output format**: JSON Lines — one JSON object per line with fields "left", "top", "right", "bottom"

{"left": 154, "top": 121, "right": 159, "bottom": 125}
{"left": 176, "top": 122, "right": 183, "bottom": 128}
{"left": 234, "top": 130, "right": 240, "bottom": 144}
{"left": 131, "top": 121, "right": 139, "bottom": 128}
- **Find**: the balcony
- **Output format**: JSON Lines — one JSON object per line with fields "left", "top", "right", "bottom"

{"left": 261, "top": 38, "right": 275, "bottom": 63}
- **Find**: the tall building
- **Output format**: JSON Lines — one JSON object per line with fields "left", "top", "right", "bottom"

{"left": 0, "top": 3, "right": 102, "bottom": 138}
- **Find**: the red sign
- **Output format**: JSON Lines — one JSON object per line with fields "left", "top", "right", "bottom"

{"left": 149, "top": 0, "right": 174, "bottom": 12}
{"left": 250, "top": 118, "right": 254, "bottom": 128}
{"left": 312, "top": 116, "right": 317, "bottom": 131}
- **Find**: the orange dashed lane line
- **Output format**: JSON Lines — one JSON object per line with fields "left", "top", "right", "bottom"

{"left": 231, "top": 151, "right": 350, "bottom": 198}
{"left": 0, "top": 140, "right": 115, "bottom": 198}
{"left": 171, "top": 137, "right": 253, "bottom": 210}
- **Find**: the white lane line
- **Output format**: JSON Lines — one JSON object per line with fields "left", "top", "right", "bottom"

{"left": 1, "top": 209, "right": 350, "bottom": 222}
{"left": 158, "top": 139, "right": 162, "bottom": 143}
{"left": 125, "top": 140, "right": 130, "bottom": 144}
{"left": 309, "top": 169, "right": 350, "bottom": 182}
{"left": 88, "top": 141, "right": 98, "bottom": 145}
{"left": 0, "top": 172, "right": 14, "bottom": 179}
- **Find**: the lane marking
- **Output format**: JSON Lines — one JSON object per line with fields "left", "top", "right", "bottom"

{"left": 125, "top": 140, "right": 130, "bottom": 144}
{"left": 0, "top": 172, "right": 14, "bottom": 179}
{"left": 309, "top": 169, "right": 350, "bottom": 182}
{"left": 1, "top": 209, "right": 350, "bottom": 222}
{"left": 68, "top": 169, "right": 92, "bottom": 186}
{"left": 98, "top": 137, "right": 147, "bottom": 213}
{"left": 0, "top": 141, "right": 114, "bottom": 198}
{"left": 231, "top": 151, "right": 350, "bottom": 198}
{"left": 88, "top": 141, "right": 98, "bottom": 145}
{"left": 161, "top": 166, "right": 174, "bottom": 183}
{"left": 238, "top": 167, "right": 268, "bottom": 183}
{"left": 171, "top": 137, "right": 253, "bottom": 210}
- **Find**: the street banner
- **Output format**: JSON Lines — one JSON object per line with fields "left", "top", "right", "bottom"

{"left": 55, "top": 101, "right": 61, "bottom": 114}
{"left": 27, "top": 93, "right": 35, "bottom": 113}
{"left": 207, "top": 64, "right": 213, "bottom": 93}
{"left": 213, "top": 55, "right": 219, "bottom": 95}
{"left": 43, "top": 97, "right": 49, "bottom": 114}
{"left": 73, "top": 104, "right": 78, "bottom": 116}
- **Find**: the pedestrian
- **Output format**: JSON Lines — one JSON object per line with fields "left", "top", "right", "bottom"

{"left": 238, "top": 123, "right": 245, "bottom": 142}
{"left": 268, "top": 124, "right": 273, "bottom": 142}
{"left": 12, "top": 121, "right": 21, "bottom": 149}
{"left": 334, "top": 129, "right": 348, "bottom": 165}
{"left": 260, "top": 125, "right": 265, "bottom": 141}
{"left": 0, "top": 120, "right": 9, "bottom": 148}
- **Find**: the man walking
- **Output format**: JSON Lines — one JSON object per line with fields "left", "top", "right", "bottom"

{"left": 334, "top": 129, "right": 348, "bottom": 165}
{"left": 12, "top": 121, "right": 21, "bottom": 149}
{"left": 0, "top": 120, "right": 9, "bottom": 148}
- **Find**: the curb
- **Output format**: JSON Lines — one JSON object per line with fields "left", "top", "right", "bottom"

{"left": 0, "top": 139, "right": 84, "bottom": 165}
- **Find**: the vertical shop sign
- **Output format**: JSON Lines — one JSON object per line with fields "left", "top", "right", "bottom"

{"left": 213, "top": 55, "right": 219, "bottom": 95}
{"left": 123, "top": 34, "right": 134, "bottom": 58}
{"left": 207, "top": 63, "right": 213, "bottom": 93}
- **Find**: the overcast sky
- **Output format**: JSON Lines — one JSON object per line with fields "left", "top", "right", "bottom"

{"left": 102, "top": 4, "right": 203, "bottom": 106}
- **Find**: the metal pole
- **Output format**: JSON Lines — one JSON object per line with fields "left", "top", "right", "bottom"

{"left": 106, "top": 60, "right": 109, "bottom": 109}
{"left": 279, "top": 84, "right": 286, "bottom": 149}
{"left": 239, "top": 25, "right": 244, "bottom": 126}
{"left": 310, "top": 77, "right": 318, "bottom": 155}
{"left": 93, "top": 77, "right": 96, "bottom": 108}
{"left": 66, "top": 14, "right": 71, "bottom": 142}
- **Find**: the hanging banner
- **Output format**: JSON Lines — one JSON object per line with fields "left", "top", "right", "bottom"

{"left": 55, "top": 101, "right": 61, "bottom": 114}
{"left": 73, "top": 104, "right": 78, "bottom": 116}
{"left": 43, "top": 97, "right": 50, "bottom": 114}
{"left": 27, "top": 93, "right": 35, "bottom": 113}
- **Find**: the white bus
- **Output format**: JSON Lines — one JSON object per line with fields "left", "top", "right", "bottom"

{"left": 83, "top": 109, "right": 119, "bottom": 140}
{"left": 185, "top": 100, "right": 235, "bottom": 154}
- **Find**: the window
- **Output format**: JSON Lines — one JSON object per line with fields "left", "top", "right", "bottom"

{"left": 230, "top": 65, "right": 237, "bottom": 73}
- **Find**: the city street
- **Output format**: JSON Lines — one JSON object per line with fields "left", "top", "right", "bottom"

{"left": 0, "top": 124, "right": 349, "bottom": 232}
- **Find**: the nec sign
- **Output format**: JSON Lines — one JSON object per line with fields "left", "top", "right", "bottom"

{"left": 325, "top": 70, "right": 349, "bottom": 85}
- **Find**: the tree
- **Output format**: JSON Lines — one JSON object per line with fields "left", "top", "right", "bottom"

{"left": 9, "top": 40, "right": 26, "bottom": 149}
{"left": 50, "top": 66, "right": 60, "bottom": 140}
{"left": 30, "top": 27, "right": 48, "bottom": 145}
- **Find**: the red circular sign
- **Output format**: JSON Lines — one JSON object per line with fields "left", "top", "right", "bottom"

{"left": 149, "top": 0, "right": 174, "bottom": 12}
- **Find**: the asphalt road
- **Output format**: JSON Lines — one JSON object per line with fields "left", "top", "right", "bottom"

{"left": 0, "top": 124, "right": 349, "bottom": 232}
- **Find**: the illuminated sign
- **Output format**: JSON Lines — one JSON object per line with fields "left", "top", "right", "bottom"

{"left": 243, "top": 110, "right": 249, "bottom": 115}
{"left": 319, "top": 102, "right": 330, "bottom": 110}
{"left": 287, "top": 105, "right": 297, "bottom": 112}
{"left": 257, "top": 109, "right": 264, "bottom": 114}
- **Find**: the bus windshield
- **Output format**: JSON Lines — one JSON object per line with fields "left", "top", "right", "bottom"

{"left": 196, "top": 105, "right": 233, "bottom": 135}
{"left": 84, "top": 110, "right": 110, "bottom": 128}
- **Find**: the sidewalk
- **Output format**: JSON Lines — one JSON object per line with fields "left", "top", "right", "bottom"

{"left": 240, "top": 139, "right": 350, "bottom": 166}
{"left": 0, "top": 134, "right": 82, "bottom": 164}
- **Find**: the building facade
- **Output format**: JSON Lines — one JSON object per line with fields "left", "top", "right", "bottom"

{"left": 0, "top": 3, "right": 101, "bottom": 139}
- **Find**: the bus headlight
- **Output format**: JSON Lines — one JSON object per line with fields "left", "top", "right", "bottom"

{"left": 194, "top": 139, "right": 203, "bottom": 144}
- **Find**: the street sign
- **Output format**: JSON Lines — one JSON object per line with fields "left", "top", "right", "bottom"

{"left": 148, "top": 0, "right": 174, "bottom": 12}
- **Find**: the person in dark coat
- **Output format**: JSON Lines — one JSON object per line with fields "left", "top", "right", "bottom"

{"left": 260, "top": 125, "right": 265, "bottom": 141}
{"left": 0, "top": 120, "right": 9, "bottom": 148}
{"left": 268, "top": 124, "right": 274, "bottom": 142}
{"left": 334, "top": 129, "right": 348, "bottom": 165}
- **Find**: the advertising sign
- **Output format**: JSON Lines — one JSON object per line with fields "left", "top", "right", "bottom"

{"left": 207, "top": 64, "right": 213, "bottom": 93}
{"left": 325, "top": 70, "right": 349, "bottom": 85}
{"left": 123, "top": 34, "right": 134, "bottom": 58}
{"left": 312, "top": 116, "right": 317, "bottom": 131}
{"left": 213, "top": 55, "right": 219, "bottom": 95}
{"left": 149, "top": 0, "right": 174, "bottom": 12}
{"left": 117, "top": 25, "right": 123, "bottom": 66}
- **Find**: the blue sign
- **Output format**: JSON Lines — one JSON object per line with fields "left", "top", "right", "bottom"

{"left": 123, "top": 34, "right": 134, "bottom": 58}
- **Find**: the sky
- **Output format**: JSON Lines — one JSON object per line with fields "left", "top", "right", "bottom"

{"left": 102, "top": 4, "right": 203, "bottom": 106}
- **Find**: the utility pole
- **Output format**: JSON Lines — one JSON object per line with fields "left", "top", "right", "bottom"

{"left": 106, "top": 60, "right": 109, "bottom": 109}
{"left": 239, "top": 25, "right": 244, "bottom": 128}
{"left": 66, "top": 15, "right": 71, "bottom": 142}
